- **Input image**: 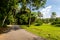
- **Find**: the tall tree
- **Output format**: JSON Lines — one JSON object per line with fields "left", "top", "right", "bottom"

{"left": 0, "top": 0, "right": 18, "bottom": 26}
{"left": 19, "top": 0, "right": 47, "bottom": 27}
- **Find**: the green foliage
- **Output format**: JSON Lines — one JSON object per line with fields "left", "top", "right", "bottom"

{"left": 42, "top": 18, "right": 50, "bottom": 24}
{"left": 55, "top": 18, "right": 60, "bottom": 22}
{"left": 30, "top": 13, "right": 36, "bottom": 24}
{"left": 51, "top": 21, "right": 56, "bottom": 25}
{"left": 0, "top": 0, "right": 47, "bottom": 27}
{"left": 51, "top": 18, "right": 60, "bottom": 27}
{"left": 0, "top": 0, "right": 18, "bottom": 26}
{"left": 52, "top": 12, "right": 56, "bottom": 15}
{"left": 16, "top": 12, "right": 36, "bottom": 25}
{"left": 35, "top": 19, "right": 43, "bottom": 26}
{"left": 51, "top": 21, "right": 60, "bottom": 25}
{"left": 19, "top": 0, "right": 47, "bottom": 9}
{"left": 16, "top": 11, "right": 29, "bottom": 25}
{"left": 19, "top": 0, "right": 47, "bottom": 27}
{"left": 19, "top": 14, "right": 28, "bottom": 25}
{"left": 16, "top": 7, "right": 29, "bottom": 25}
{"left": 50, "top": 12, "right": 57, "bottom": 23}
{"left": 55, "top": 24, "right": 60, "bottom": 27}
{"left": 51, "top": 12, "right": 56, "bottom": 19}
{"left": 8, "top": 15, "right": 14, "bottom": 24}
{"left": 38, "top": 11, "right": 43, "bottom": 17}
{"left": 0, "top": 0, "right": 18, "bottom": 15}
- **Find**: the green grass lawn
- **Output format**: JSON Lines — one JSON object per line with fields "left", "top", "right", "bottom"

{"left": 21, "top": 24, "right": 60, "bottom": 40}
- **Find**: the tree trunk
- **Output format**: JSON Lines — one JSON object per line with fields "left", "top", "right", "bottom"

{"left": 28, "top": 4, "right": 31, "bottom": 27}
{"left": 28, "top": 11, "right": 31, "bottom": 27}
{"left": 2, "top": 16, "right": 7, "bottom": 26}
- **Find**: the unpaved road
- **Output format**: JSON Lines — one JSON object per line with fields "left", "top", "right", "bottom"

{"left": 0, "top": 29, "right": 45, "bottom": 40}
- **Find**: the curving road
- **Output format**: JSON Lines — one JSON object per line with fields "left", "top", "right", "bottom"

{"left": 0, "top": 26, "right": 45, "bottom": 40}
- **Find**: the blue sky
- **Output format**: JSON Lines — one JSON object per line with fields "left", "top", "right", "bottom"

{"left": 38, "top": 0, "right": 60, "bottom": 18}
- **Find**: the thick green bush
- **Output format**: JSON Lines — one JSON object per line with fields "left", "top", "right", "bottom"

{"left": 55, "top": 24, "right": 60, "bottom": 27}
{"left": 51, "top": 21, "right": 60, "bottom": 25}
{"left": 35, "top": 19, "right": 43, "bottom": 26}
{"left": 51, "top": 21, "right": 60, "bottom": 27}
{"left": 51, "top": 21, "right": 56, "bottom": 25}
{"left": 35, "top": 23, "right": 42, "bottom": 26}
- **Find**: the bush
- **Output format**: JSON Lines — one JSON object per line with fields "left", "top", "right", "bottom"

{"left": 51, "top": 21, "right": 60, "bottom": 27}
{"left": 35, "top": 23, "right": 42, "bottom": 26}
{"left": 55, "top": 24, "right": 60, "bottom": 27}
{"left": 51, "top": 21, "right": 56, "bottom": 25}
{"left": 35, "top": 19, "right": 43, "bottom": 26}
{"left": 51, "top": 21, "right": 60, "bottom": 25}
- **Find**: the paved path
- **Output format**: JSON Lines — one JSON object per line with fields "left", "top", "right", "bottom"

{"left": 0, "top": 26, "right": 45, "bottom": 40}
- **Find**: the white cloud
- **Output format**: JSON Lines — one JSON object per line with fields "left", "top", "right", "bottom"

{"left": 40, "top": 6, "right": 52, "bottom": 18}
{"left": 53, "top": 0, "right": 60, "bottom": 2}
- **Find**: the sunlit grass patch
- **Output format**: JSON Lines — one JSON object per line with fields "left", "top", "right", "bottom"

{"left": 23, "top": 24, "right": 60, "bottom": 40}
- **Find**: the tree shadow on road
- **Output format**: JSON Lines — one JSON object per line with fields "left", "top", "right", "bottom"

{"left": 0, "top": 25, "right": 21, "bottom": 34}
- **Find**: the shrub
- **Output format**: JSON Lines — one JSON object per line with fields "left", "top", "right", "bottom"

{"left": 35, "top": 23, "right": 42, "bottom": 26}
{"left": 51, "top": 21, "right": 60, "bottom": 27}
{"left": 51, "top": 21, "right": 56, "bottom": 25}
{"left": 35, "top": 19, "right": 43, "bottom": 26}
{"left": 51, "top": 21, "right": 60, "bottom": 25}
{"left": 55, "top": 24, "right": 60, "bottom": 27}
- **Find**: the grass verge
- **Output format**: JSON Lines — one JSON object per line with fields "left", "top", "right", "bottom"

{"left": 21, "top": 24, "right": 60, "bottom": 40}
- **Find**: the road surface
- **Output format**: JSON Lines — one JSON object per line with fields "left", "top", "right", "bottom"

{"left": 0, "top": 26, "right": 45, "bottom": 40}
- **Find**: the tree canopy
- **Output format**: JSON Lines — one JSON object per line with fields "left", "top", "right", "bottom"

{"left": 0, "top": 0, "right": 18, "bottom": 26}
{"left": 19, "top": 0, "right": 47, "bottom": 10}
{"left": 0, "top": 0, "right": 47, "bottom": 27}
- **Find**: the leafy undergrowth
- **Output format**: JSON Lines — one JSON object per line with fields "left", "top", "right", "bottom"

{"left": 22, "top": 24, "right": 60, "bottom": 40}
